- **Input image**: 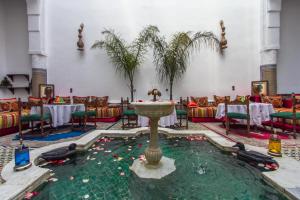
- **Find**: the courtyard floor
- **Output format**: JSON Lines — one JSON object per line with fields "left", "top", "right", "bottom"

{"left": 1, "top": 120, "right": 300, "bottom": 184}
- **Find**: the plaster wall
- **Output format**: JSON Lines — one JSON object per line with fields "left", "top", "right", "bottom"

{"left": 0, "top": 0, "right": 31, "bottom": 98}
{"left": 46, "top": 0, "right": 261, "bottom": 100}
{"left": 0, "top": 0, "right": 6, "bottom": 79}
{"left": 277, "top": 0, "right": 300, "bottom": 94}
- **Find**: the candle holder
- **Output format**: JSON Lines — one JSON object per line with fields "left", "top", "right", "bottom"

{"left": 268, "top": 130, "right": 282, "bottom": 157}
{"left": 14, "top": 139, "right": 32, "bottom": 171}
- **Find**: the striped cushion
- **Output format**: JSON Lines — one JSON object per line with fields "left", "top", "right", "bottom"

{"left": 188, "top": 107, "right": 217, "bottom": 118}
{"left": 0, "top": 112, "right": 19, "bottom": 129}
{"left": 88, "top": 107, "right": 121, "bottom": 118}
{"left": 0, "top": 110, "right": 30, "bottom": 129}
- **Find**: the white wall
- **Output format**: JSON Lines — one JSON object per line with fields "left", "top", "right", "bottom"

{"left": 0, "top": 0, "right": 31, "bottom": 98}
{"left": 277, "top": 0, "right": 300, "bottom": 94}
{"left": 45, "top": 0, "right": 261, "bottom": 100}
{"left": 0, "top": 0, "right": 6, "bottom": 82}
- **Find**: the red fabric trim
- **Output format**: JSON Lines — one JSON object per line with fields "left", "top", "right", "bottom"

{"left": 0, "top": 98, "right": 17, "bottom": 101}
{"left": 262, "top": 120, "right": 300, "bottom": 132}
{"left": 74, "top": 117, "right": 120, "bottom": 123}
{"left": 283, "top": 99, "right": 293, "bottom": 108}
{"left": 0, "top": 124, "right": 29, "bottom": 136}
{"left": 190, "top": 117, "right": 222, "bottom": 123}
{"left": 89, "top": 117, "right": 120, "bottom": 122}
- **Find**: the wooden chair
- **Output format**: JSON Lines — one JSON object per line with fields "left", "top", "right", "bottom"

{"left": 175, "top": 97, "right": 189, "bottom": 129}
{"left": 121, "top": 97, "right": 138, "bottom": 129}
{"left": 71, "top": 97, "right": 97, "bottom": 130}
{"left": 225, "top": 98, "right": 250, "bottom": 135}
{"left": 19, "top": 97, "right": 52, "bottom": 137}
{"left": 270, "top": 93, "right": 300, "bottom": 138}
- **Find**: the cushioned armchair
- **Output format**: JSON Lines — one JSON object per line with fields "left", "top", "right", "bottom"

{"left": 270, "top": 93, "right": 300, "bottom": 138}
{"left": 225, "top": 98, "right": 250, "bottom": 135}
{"left": 19, "top": 97, "right": 52, "bottom": 137}
{"left": 176, "top": 97, "right": 188, "bottom": 129}
{"left": 121, "top": 97, "right": 138, "bottom": 129}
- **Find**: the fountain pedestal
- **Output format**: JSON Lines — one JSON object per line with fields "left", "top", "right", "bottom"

{"left": 130, "top": 101, "right": 176, "bottom": 179}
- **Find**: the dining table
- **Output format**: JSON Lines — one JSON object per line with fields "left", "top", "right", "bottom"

{"left": 30, "top": 104, "right": 85, "bottom": 127}
{"left": 215, "top": 102, "right": 275, "bottom": 126}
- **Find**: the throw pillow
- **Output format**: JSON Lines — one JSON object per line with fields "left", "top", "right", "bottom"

{"left": 191, "top": 96, "right": 208, "bottom": 107}
{"left": 73, "top": 96, "right": 89, "bottom": 104}
{"left": 261, "top": 95, "right": 283, "bottom": 108}
{"left": 28, "top": 96, "right": 43, "bottom": 106}
{"left": 0, "top": 102, "right": 11, "bottom": 112}
{"left": 92, "top": 96, "right": 108, "bottom": 107}
{"left": 214, "top": 95, "right": 230, "bottom": 106}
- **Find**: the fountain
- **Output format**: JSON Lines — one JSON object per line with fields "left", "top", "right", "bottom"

{"left": 130, "top": 90, "right": 176, "bottom": 179}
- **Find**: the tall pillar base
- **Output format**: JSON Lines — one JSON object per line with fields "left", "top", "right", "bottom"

{"left": 32, "top": 68, "right": 47, "bottom": 97}
{"left": 261, "top": 65, "right": 277, "bottom": 95}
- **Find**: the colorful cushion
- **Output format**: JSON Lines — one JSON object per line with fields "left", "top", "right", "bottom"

{"left": 73, "top": 96, "right": 89, "bottom": 104}
{"left": 191, "top": 96, "right": 208, "bottom": 107}
{"left": 270, "top": 112, "right": 300, "bottom": 119}
{"left": 28, "top": 96, "right": 43, "bottom": 106}
{"left": 261, "top": 95, "right": 283, "bottom": 108}
{"left": 0, "top": 98, "right": 18, "bottom": 112}
{"left": 214, "top": 95, "right": 230, "bottom": 106}
{"left": 188, "top": 107, "right": 217, "bottom": 118}
{"left": 91, "top": 96, "right": 109, "bottom": 107}
{"left": 0, "top": 102, "right": 11, "bottom": 112}
{"left": 188, "top": 102, "right": 197, "bottom": 108}
{"left": 0, "top": 112, "right": 18, "bottom": 129}
{"left": 0, "top": 110, "right": 30, "bottom": 129}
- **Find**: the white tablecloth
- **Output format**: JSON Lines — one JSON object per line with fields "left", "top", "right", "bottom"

{"left": 215, "top": 103, "right": 275, "bottom": 125}
{"left": 31, "top": 104, "right": 85, "bottom": 127}
{"left": 138, "top": 108, "right": 178, "bottom": 127}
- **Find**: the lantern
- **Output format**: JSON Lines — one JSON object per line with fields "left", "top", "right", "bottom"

{"left": 268, "top": 130, "right": 282, "bottom": 157}
{"left": 14, "top": 139, "right": 32, "bottom": 171}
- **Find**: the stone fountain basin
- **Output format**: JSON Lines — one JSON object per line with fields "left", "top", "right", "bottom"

{"left": 131, "top": 101, "right": 175, "bottom": 118}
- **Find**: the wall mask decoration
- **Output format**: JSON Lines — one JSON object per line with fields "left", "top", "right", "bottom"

{"left": 77, "top": 23, "right": 84, "bottom": 51}
{"left": 220, "top": 20, "right": 227, "bottom": 50}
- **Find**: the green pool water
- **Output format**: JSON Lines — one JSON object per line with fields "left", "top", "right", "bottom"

{"left": 33, "top": 134, "right": 288, "bottom": 200}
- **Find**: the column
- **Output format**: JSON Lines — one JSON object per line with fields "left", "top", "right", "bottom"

{"left": 26, "top": 0, "right": 47, "bottom": 97}
{"left": 260, "top": 0, "right": 281, "bottom": 95}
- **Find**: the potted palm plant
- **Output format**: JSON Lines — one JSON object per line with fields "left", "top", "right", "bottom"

{"left": 92, "top": 26, "right": 159, "bottom": 102}
{"left": 151, "top": 31, "right": 221, "bottom": 100}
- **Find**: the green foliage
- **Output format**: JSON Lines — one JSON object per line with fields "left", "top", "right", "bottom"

{"left": 150, "top": 31, "right": 221, "bottom": 100}
{"left": 92, "top": 25, "right": 159, "bottom": 101}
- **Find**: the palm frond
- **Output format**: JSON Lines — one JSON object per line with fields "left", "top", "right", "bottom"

{"left": 152, "top": 30, "right": 220, "bottom": 100}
